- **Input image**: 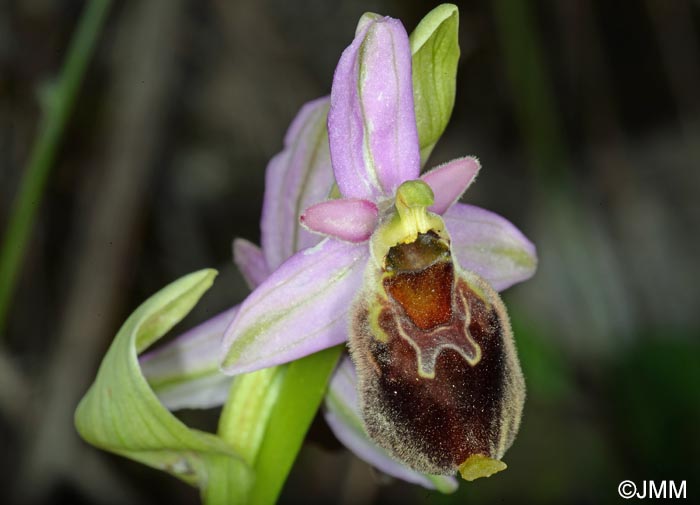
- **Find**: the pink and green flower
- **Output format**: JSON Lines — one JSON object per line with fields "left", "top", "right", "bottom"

{"left": 77, "top": 4, "right": 537, "bottom": 501}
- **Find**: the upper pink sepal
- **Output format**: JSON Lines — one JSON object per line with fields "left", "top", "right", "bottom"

{"left": 328, "top": 16, "right": 420, "bottom": 201}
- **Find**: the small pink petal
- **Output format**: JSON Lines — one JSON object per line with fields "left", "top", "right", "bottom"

{"left": 421, "top": 157, "right": 480, "bottom": 215}
{"left": 300, "top": 199, "right": 378, "bottom": 243}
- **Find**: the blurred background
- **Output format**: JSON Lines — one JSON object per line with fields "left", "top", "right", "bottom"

{"left": 1, "top": 0, "right": 699, "bottom": 504}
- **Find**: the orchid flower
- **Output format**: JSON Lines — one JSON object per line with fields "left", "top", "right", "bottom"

{"left": 140, "top": 5, "right": 537, "bottom": 493}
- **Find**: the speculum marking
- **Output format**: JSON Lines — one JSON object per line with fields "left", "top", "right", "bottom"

{"left": 381, "top": 232, "right": 481, "bottom": 377}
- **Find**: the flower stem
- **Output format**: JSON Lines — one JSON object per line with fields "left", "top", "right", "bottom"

{"left": 248, "top": 345, "right": 343, "bottom": 505}
{"left": 0, "top": 0, "right": 112, "bottom": 335}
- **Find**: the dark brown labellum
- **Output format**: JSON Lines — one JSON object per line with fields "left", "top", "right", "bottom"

{"left": 349, "top": 232, "right": 525, "bottom": 479}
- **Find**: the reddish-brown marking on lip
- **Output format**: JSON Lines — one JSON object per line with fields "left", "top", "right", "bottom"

{"left": 383, "top": 232, "right": 453, "bottom": 330}
{"left": 384, "top": 261, "right": 453, "bottom": 330}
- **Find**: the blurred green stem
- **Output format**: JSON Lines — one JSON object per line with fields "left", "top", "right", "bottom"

{"left": 0, "top": 0, "right": 112, "bottom": 336}
{"left": 492, "top": 0, "right": 570, "bottom": 189}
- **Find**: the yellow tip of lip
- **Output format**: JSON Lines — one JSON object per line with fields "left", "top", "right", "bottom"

{"left": 458, "top": 454, "right": 507, "bottom": 481}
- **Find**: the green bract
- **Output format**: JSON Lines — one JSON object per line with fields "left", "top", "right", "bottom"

{"left": 74, "top": 269, "right": 251, "bottom": 503}
{"left": 410, "top": 3, "right": 460, "bottom": 164}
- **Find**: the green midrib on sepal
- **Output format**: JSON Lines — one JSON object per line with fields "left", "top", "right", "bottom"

{"left": 148, "top": 365, "right": 218, "bottom": 391}
{"left": 222, "top": 257, "right": 356, "bottom": 370}
{"left": 490, "top": 246, "right": 538, "bottom": 270}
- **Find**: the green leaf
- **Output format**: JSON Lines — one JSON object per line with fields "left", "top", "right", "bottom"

{"left": 410, "top": 4, "right": 460, "bottom": 165}
{"left": 75, "top": 269, "right": 251, "bottom": 503}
